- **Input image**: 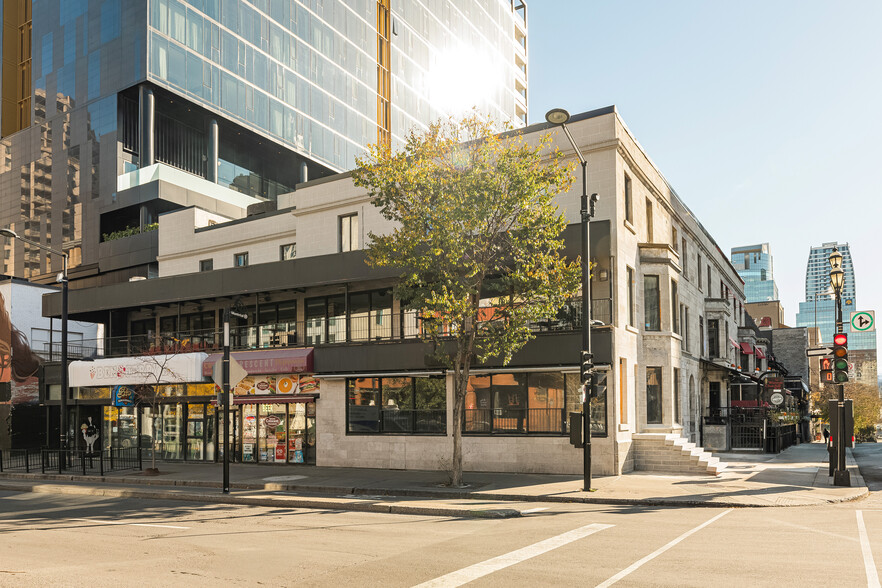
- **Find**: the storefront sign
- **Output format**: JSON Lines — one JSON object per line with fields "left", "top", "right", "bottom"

{"left": 265, "top": 415, "right": 281, "bottom": 428}
{"left": 70, "top": 353, "right": 208, "bottom": 387}
{"left": 112, "top": 385, "right": 136, "bottom": 407}
{"left": 770, "top": 392, "right": 784, "bottom": 406}
{"left": 299, "top": 375, "right": 319, "bottom": 394}
{"left": 201, "top": 348, "right": 313, "bottom": 377}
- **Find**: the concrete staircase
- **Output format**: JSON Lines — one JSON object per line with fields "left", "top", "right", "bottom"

{"left": 632, "top": 433, "right": 728, "bottom": 476}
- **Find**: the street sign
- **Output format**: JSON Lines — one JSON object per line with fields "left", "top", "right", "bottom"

{"left": 212, "top": 356, "right": 247, "bottom": 389}
{"left": 851, "top": 310, "right": 875, "bottom": 332}
{"left": 806, "top": 347, "right": 833, "bottom": 357}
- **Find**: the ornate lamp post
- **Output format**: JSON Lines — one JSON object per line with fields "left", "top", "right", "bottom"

{"left": 828, "top": 247, "right": 850, "bottom": 486}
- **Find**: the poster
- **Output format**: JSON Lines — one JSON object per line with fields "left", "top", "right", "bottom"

{"left": 275, "top": 444, "right": 286, "bottom": 461}
{"left": 243, "top": 443, "right": 254, "bottom": 461}
{"left": 276, "top": 375, "right": 298, "bottom": 394}
{"left": 299, "top": 375, "right": 320, "bottom": 394}
{"left": 292, "top": 450, "right": 304, "bottom": 464}
{"left": 112, "top": 385, "right": 136, "bottom": 407}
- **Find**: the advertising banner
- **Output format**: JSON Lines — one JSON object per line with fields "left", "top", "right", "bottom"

{"left": 112, "top": 385, "right": 136, "bottom": 407}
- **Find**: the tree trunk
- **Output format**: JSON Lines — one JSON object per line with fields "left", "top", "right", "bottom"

{"left": 451, "top": 372, "right": 464, "bottom": 487}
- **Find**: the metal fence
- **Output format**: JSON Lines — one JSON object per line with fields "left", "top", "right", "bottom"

{"left": 0, "top": 448, "right": 142, "bottom": 476}
{"left": 55, "top": 298, "right": 609, "bottom": 359}
{"left": 765, "top": 424, "right": 797, "bottom": 454}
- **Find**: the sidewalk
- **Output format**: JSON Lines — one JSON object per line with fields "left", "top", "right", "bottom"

{"left": 0, "top": 442, "right": 867, "bottom": 516}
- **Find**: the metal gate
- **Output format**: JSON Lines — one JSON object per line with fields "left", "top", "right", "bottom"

{"left": 729, "top": 407, "right": 764, "bottom": 450}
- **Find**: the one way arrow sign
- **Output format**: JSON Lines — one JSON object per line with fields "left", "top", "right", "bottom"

{"left": 806, "top": 347, "right": 833, "bottom": 357}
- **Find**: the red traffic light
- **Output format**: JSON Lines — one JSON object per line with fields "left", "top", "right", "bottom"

{"left": 833, "top": 333, "right": 848, "bottom": 346}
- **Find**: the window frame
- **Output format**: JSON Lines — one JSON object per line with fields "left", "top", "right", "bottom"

{"left": 346, "top": 376, "right": 447, "bottom": 435}
{"left": 280, "top": 242, "right": 296, "bottom": 261}
{"left": 646, "top": 366, "right": 663, "bottom": 424}
{"left": 643, "top": 274, "right": 661, "bottom": 331}
{"left": 626, "top": 266, "right": 635, "bottom": 327}
{"left": 624, "top": 173, "right": 633, "bottom": 223}
{"left": 233, "top": 252, "right": 248, "bottom": 267}
{"left": 199, "top": 258, "right": 213, "bottom": 272}
{"left": 339, "top": 212, "right": 359, "bottom": 252}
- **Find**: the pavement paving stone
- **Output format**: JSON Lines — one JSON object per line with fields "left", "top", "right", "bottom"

{"left": 0, "top": 442, "right": 868, "bottom": 513}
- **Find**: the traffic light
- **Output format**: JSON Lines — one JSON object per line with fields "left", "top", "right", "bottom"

{"left": 832, "top": 333, "right": 848, "bottom": 383}
{"left": 591, "top": 371, "right": 608, "bottom": 399}
{"left": 580, "top": 350, "right": 593, "bottom": 385}
{"left": 820, "top": 357, "right": 833, "bottom": 384}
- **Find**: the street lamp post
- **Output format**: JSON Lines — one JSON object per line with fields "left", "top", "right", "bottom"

{"left": 0, "top": 229, "right": 69, "bottom": 458}
{"left": 545, "top": 108, "right": 597, "bottom": 491}
{"left": 828, "top": 247, "right": 850, "bottom": 486}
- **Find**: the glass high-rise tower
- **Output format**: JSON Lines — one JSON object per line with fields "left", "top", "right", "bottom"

{"left": 731, "top": 243, "right": 778, "bottom": 303}
{"left": 796, "top": 242, "right": 876, "bottom": 354}
{"left": 1, "top": 0, "right": 528, "bottom": 287}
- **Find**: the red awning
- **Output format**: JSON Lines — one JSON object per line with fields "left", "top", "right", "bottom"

{"left": 739, "top": 342, "right": 754, "bottom": 355}
{"left": 202, "top": 348, "right": 314, "bottom": 377}
{"left": 755, "top": 347, "right": 766, "bottom": 359}
{"left": 210, "top": 394, "right": 318, "bottom": 405}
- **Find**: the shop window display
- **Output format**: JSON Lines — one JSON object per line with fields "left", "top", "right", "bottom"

{"left": 347, "top": 376, "right": 445, "bottom": 434}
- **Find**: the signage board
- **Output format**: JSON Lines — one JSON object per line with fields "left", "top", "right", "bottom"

{"left": 264, "top": 415, "right": 282, "bottom": 428}
{"left": 770, "top": 392, "right": 784, "bottom": 406}
{"left": 851, "top": 311, "right": 875, "bottom": 332}
{"left": 212, "top": 356, "right": 247, "bottom": 389}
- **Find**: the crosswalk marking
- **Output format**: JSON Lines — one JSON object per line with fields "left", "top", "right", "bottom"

{"left": 412, "top": 522, "right": 613, "bottom": 587}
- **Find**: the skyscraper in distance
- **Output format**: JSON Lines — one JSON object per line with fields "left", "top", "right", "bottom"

{"left": 731, "top": 243, "right": 779, "bottom": 303}
{"left": 795, "top": 241, "right": 876, "bottom": 386}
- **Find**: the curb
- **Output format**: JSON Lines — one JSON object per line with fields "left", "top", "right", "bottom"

{"left": 0, "top": 472, "right": 868, "bottom": 508}
{"left": 0, "top": 481, "right": 521, "bottom": 519}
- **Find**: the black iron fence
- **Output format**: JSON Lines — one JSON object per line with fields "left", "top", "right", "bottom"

{"left": 0, "top": 448, "right": 142, "bottom": 476}
{"left": 765, "top": 424, "right": 797, "bottom": 454}
{"left": 0, "top": 449, "right": 43, "bottom": 473}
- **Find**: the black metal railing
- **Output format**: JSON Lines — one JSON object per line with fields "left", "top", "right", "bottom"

{"left": 765, "top": 424, "right": 797, "bottom": 454}
{"left": 65, "top": 299, "right": 596, "bottom": 359}
{"left": 0, "top": 448, "right": 43, "bottom": 472}
{"left": 39, "top": 448, "right": 142, "bottom": 476}
{"left": 463, "top": 408, "right": 569, "bottom": 435}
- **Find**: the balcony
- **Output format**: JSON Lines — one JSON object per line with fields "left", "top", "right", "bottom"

{"left": 72, "top": 300, "right": 604, "bottom": 359}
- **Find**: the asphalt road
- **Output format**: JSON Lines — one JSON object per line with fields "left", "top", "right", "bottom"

{"left": 1, "top": 484, "right": 880, "bottom": 588}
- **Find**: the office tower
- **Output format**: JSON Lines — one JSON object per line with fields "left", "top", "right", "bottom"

{"left": 0, "top": 0, "right": 528, "bottom": 287}
{"left": 731, "top": 243, "right": 779, "bottom": 303}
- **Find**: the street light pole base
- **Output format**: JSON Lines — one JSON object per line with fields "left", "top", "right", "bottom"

{"left": 833, "top": 470, "right": 851, "bottom": 487}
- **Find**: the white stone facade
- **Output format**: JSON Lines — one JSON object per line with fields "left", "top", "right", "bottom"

{"left": 149, "top": 106, "right": 749, "bottom": 475}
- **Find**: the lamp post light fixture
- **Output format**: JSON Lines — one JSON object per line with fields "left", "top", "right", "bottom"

{"left": 828, "top": 246, "right": 850, "bottom": 487}
{"left": 0, "top": 228, "right": 70, "bottom": 460}
{"left": 545, "top": 108, "right": 597, "bottom": 491}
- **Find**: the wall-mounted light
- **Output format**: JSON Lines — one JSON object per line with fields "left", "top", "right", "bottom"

{"left": 598, "top": 269, "right": 609, "bottom": 281}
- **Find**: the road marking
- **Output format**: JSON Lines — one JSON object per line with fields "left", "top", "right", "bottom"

{"left": 520, "top": 507, "right": 549, "bottom": 514}
{"left": 595, "top": 509, "right": 734, "bottom": 588}
{"left": 70, "top": 518, "right": 189, "bottom": 530}
{"left": 857, "top": 511, "right": 881, "bottom": 588}
{"left": 412, "top": 522, "right": 613, "bottom": 588}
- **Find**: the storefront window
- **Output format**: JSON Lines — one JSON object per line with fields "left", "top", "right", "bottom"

{"left": 259, "top": 403, "right": 287, "bottom": 463}
{"left": 188, "top": 383, "right": 215, "bottom": 396}
{"left": 347, "top": 376, "right": 445, "bottom": 434}
{"left": 79, "top": 387, "right": 111, "bottom": 399}
{"left": 462, "top": 372, "right": 606, "bottom": 436}
{"left": 646, "top": 366, "right": 663, "bottom": 424}
{"left": 241, "top": 404, "right": 257, "bottom": 462}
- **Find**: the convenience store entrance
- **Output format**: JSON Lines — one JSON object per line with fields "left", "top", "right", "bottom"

{"left": 221, "top": 399, "right": 316, "bottom": 465}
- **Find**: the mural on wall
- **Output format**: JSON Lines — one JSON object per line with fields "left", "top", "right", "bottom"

{"left": 0, "top": 291, "right": 41, "bottom": 384}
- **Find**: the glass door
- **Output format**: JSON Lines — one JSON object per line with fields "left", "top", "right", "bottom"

{"left": 258, "top": 404, "right": 287, "bottom": 463}
{"left": 187, "top": 404, "right": 205, "bottom": 460}
{"left": 205, "top": 404, "right": 216, "bottom": 461}
{"left": 161, "top": 404, "right": 183, "bottom": 460}
{"left": 288, "top": 403, "right": 306, "bottom": 463}
{"left": 241, "top": 404, "right": 257, "bottom": 463}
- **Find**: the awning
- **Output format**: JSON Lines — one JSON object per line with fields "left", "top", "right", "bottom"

{"left": 729, "top": 337, "right": 740, "bottom": 350}
{"left": 755, "top": 347, "right": 766, "bottom": 359}
{"left": 202, "top": 348, "right": 313, "bottom": 377}
{"left": 70, "top": 353, "right": 208, "bottom": 387}
{"left": 210, "top": 394, "right": 319, "bottom": 405}
{"left": 739, "top": 342, "right": 754, "bottom": 355}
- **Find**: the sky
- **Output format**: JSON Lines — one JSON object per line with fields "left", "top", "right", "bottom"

{"left": 526, "top": 0, "right": 882, "bottom": 358}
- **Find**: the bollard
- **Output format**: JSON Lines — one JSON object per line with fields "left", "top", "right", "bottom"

{"left": 828, "top": 442, "right": 836, "bottom": 477}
